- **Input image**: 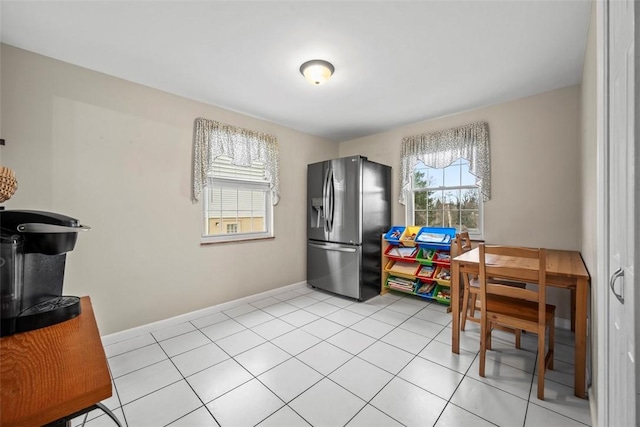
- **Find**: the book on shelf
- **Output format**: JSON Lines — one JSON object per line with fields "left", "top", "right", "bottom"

{"left": 416, "top": 232, "right": 451, "bottom": 244}
{"left": 389, "top": 285, "right": 413, "bottom": 292}
{"left": 417, "top": 264, "right": 435, "bottom": 278}
{"left": 416, "top": 282, "right": 436, "bottom": 295}
{"left": 387, "top": 276, "right": 414, "bottom": 285}
{"left": 388, "top": 279, "right": 415, "bottom": 292}
{"left": 435, "top": 252, "right": 451, "bottom": 262}
{"left": 388, "top": 247, "right": 401, "bottom": 257}
{"left": 389, "top": 282, "right": 413, "bottom": 288}
{"left": 387, "top": 276, "right": 414, "bottom": 289}
{"left": 436, "top": 268, "right": 451, "bottom": 280}
{"left": 388, "top": 246, "right": 418, "bottom": 258}
{"left": 388, "top": 261, "right": 418, "bottom": 275}
{"left": 419, "top": 249, "right": 436, "bottom": 260}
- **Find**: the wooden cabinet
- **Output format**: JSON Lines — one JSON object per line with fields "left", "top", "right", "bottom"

{"left": 380, "top": 227, "right": 455, "bottom": 305}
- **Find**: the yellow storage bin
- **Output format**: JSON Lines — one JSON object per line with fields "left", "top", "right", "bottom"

{"left": 399, "top": 226, "right": 422, "bottom": 247}
{"left": 434, "top": 265, "right": 452, "bottom": 286}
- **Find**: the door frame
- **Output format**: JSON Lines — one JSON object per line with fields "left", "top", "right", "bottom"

{"left": 595, "top": 0, "right": 638, "bottom": 425}
{"left": 595, "top": 2, "right": 609, "bottom": 425}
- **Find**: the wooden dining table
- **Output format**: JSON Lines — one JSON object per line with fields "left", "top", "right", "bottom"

{"left": 450, "top": 248, "right": 590, "bottom": 399}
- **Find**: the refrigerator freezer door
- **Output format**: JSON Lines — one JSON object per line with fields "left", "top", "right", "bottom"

{"left": 307, "top": 157, "right": 362, "bottom": 245}
{"left": 307, "top": 161, "right": 328, "bottom": 242}
{"left": 307, "top": 241, "right": 361, "bottom": 300}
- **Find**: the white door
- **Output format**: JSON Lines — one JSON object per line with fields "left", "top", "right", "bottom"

{"left": 606, "top": 0, "right": 636, "bottom": 425}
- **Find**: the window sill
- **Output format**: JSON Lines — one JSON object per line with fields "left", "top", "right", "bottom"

{"left": 200, "top": 235, "right": 275, "bottom": 245}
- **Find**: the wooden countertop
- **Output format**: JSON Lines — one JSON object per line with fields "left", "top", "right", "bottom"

{"left": 0, "top": 296, "right": 112, "bottom": 426}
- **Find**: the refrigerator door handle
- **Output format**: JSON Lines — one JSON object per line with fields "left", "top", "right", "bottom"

{"left": 327, "top": 169, "right": 335, "bottom": 233}
{"left": 323, "top": 166, "right": 331, "bottom": 232}
{"left": 308, "top": 242, "right": 357, "bottom": 253}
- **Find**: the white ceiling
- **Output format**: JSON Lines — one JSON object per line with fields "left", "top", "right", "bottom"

{"left": 1, "top": 1, "right": 592, "bottom": 142}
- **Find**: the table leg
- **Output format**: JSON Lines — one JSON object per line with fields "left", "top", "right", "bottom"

{"left": 571, "top": 288, "right": 576, "bottom": 332}
{"left": 574, "top": 278, "right": 588, "bottom": 398}
{"left": 451, "top": 261, "right": 460, "bottom": 354}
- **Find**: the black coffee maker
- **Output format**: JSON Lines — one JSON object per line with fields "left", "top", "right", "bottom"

{"left": 0, "top": 210, "right": 90, "bottom": 336}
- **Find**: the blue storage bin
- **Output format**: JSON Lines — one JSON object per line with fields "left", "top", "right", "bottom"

{"left": 384, "top": 226, "right": 405, "bottom": 243}
{"left": 415, "top": 281, "right": 437, "bottom": 297}
{"left": 415, "top": 227, "right": 457, "bottom": 250}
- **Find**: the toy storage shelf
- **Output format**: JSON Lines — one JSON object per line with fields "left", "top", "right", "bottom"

{"left": 380, "top": 226, "right": 455, "bottom": 306}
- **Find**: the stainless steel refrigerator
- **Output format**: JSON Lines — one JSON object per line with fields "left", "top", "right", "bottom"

{"left": 307, "top": 155, "right": 391, "bottom": 301}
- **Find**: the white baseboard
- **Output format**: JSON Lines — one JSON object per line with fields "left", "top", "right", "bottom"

{"left": 556, "top": 316, "right": 572, "bottom": 331}
{"left": 102, "top": 282, "right": 577, "bottom": 347}
{"left": 101, "top": 281, "right": 308, "bottom": 346}
{"left": 589, "top": 386, "right": 597, "bottom": 426}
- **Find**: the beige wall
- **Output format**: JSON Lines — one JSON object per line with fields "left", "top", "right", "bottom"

{"left": 340, "top": 86, "right": 582, "bottom": 322}
{"left": 1, "top": 44, "right": 339, "bottom": 334}
{"left": 580, "top": 0, "right": 598, "bottom": 410}
{"left": 1, "top": 42, "right": 588, "bottom": 333}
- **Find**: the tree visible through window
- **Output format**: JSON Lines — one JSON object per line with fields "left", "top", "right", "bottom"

{"left": 411, "top": 158, "right": 481, "bottom": 234}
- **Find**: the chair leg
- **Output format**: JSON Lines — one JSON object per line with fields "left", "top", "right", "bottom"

{"left": 469, "top": 294, "right": 478, "bottom": 320}
{"left": 537, "top": 327, "right": 546, "bottom": 400}
{"left": 479, "top": 317, "right": 488, "bottom": 377}
{"left": 537, "top": 367, "right": 545, "bottom": 399}
{"left": 515, "top": 329, "right": 521, "bottom": 349}
{"left": 549, "top": 315, "right": 555, "bottom": 370}
{"left": 461, "top": 288, "right": 469, "bottom": 331}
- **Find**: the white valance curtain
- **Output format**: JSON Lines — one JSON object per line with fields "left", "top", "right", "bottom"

{"left": 193, "top": 117, "right": 280, "bottom": 204}
{"left": 399, "top": 121, "right": 491, "bottom": 204}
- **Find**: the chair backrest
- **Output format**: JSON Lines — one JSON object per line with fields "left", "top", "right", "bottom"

{"left": 478, "top": 243, "right": 547, "bottom": 323}
{"left": 455, "top": 231, "right": 472, "bottom": 255}
{"left": 456, "top": 232, "right": 476, "bottom": 284}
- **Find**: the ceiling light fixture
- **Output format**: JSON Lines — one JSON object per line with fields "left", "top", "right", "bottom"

{"left": 299, "top": 59, "right": 335, "bottom": 85}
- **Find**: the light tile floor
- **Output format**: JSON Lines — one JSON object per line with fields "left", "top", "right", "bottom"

{"left": 76, "top": 286, "right": 592, "bottom": 427}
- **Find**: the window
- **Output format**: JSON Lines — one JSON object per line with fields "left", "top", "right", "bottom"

{"left": 202, "top": 156, "right": 273, "bottom": 243}
{"left": 193, "top": 117, "right": 279, "bottom": 244}
{"left": 399, "top": 121, "right": 490, "bottom": 237}
{"left": 407, "top": 158, "right": 482, "bottom": 236}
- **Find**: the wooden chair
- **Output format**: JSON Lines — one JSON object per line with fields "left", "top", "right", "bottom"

{"left": 477, "top": 243, "right": 555, "bottom": 400}
{"left": 456, "top": 232, "right": 528, "bottom": 332}
{"left": 455, "top": 232, "right": 479, "bottom": 330}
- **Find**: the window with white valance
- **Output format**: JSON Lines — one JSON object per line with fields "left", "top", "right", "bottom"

{"left": 193, "top": 118, "right": 279, "bottom": 243}
{"left": 399, "top": 121, "right": 491, "bottom": 205}
{"left": 400, "top": 121, "right": 490, "bottom": 236}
